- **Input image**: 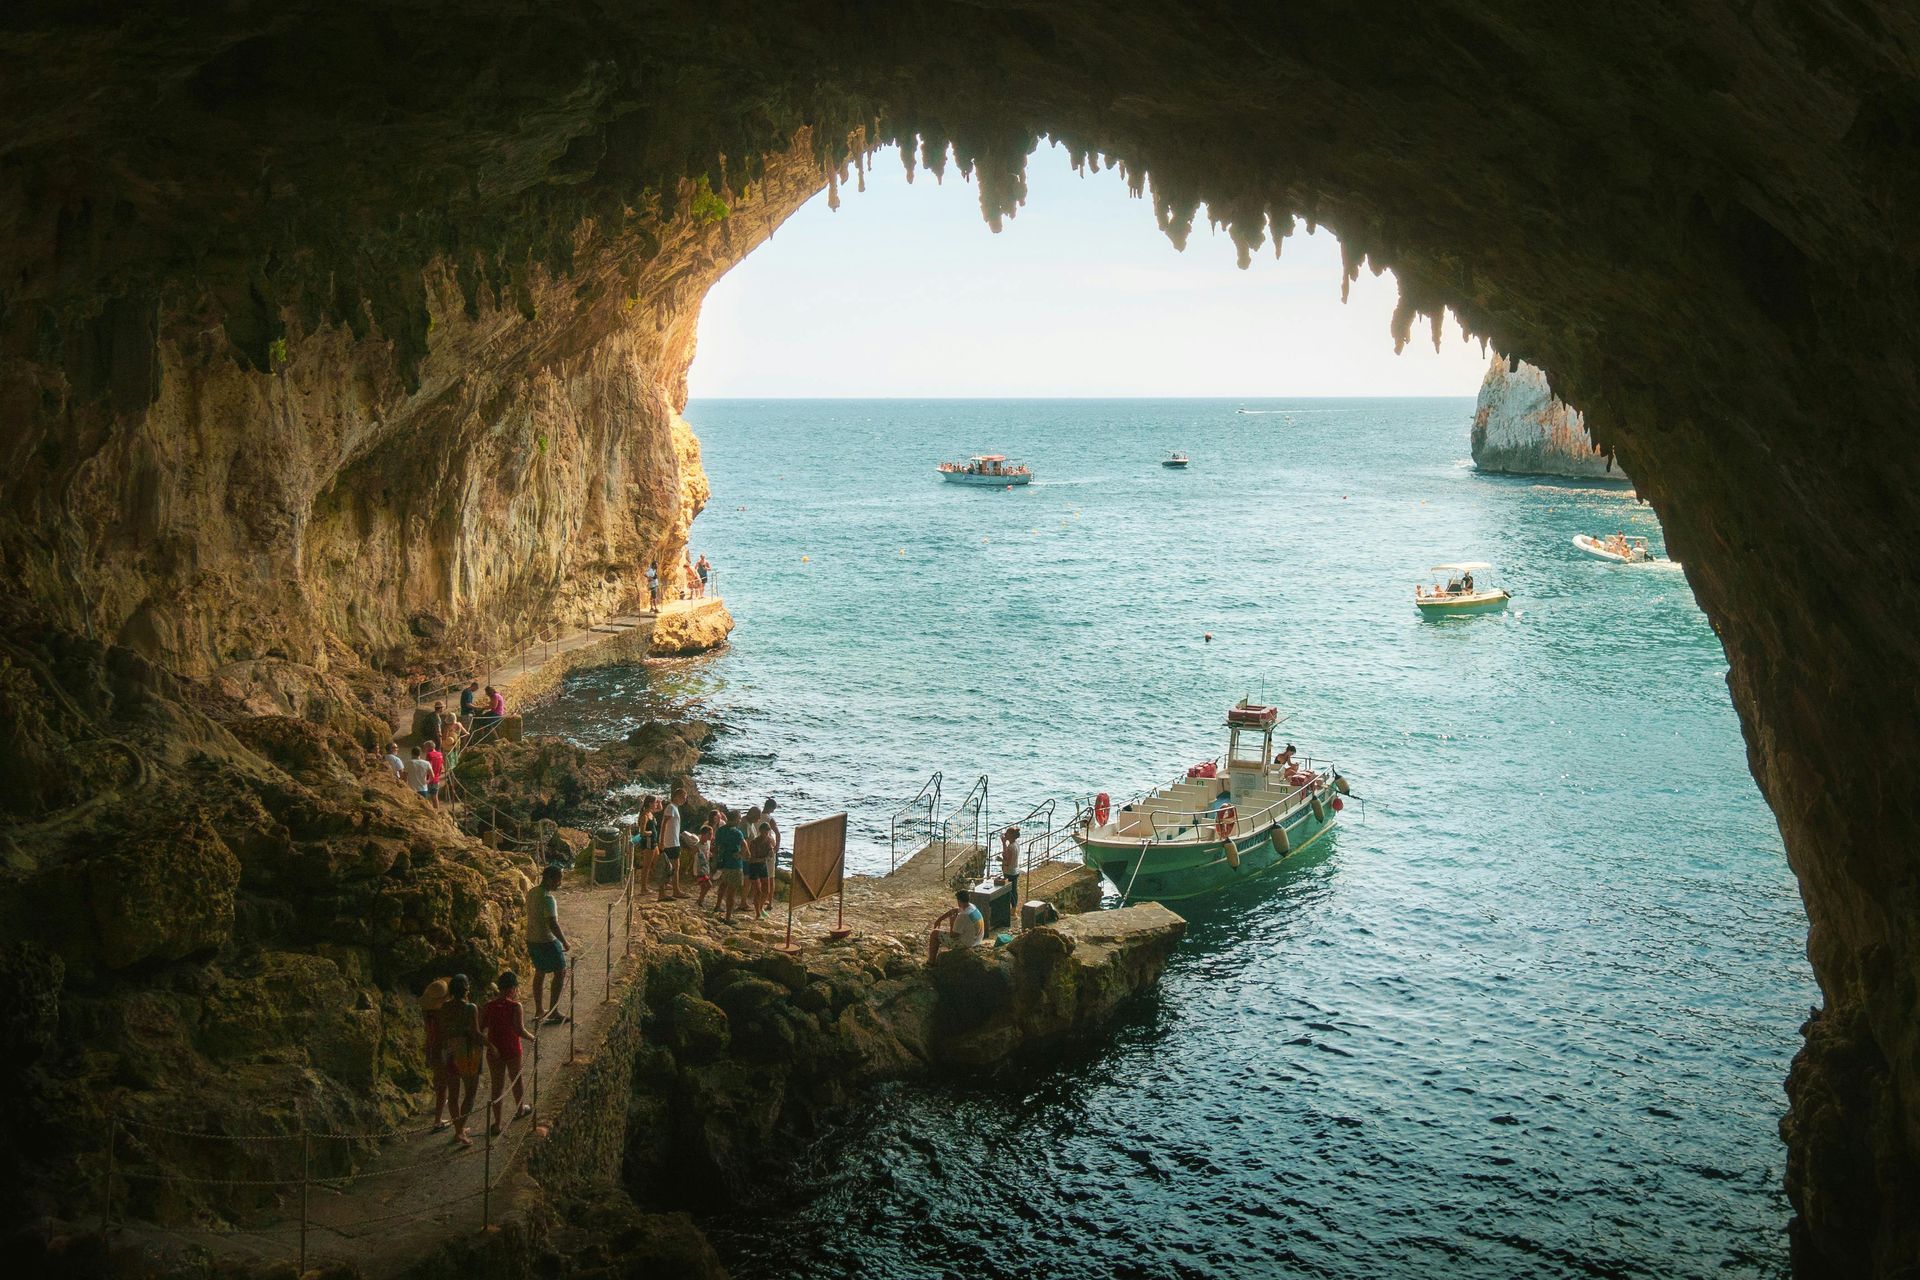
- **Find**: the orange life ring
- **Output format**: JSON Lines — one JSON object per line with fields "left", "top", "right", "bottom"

{"left": 1215, "top": 804, "right": 1237, "bottom": 840}
{"left": 1093, "top": 792, "right": 1111, "bottom": 825}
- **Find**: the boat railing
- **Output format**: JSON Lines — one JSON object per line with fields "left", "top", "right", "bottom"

{"left": 888, "top": 771, "right": 942, "bottom": 872}
{"left": 1142, "top": 768, "right": 1332, "bottom": 843}
{"left": 939, "top": 774, "right": 989, "bottom": 870}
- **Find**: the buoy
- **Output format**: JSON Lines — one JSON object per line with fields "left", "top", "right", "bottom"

{"left": 1215, "top": 804, "right": 1238, "bottom": 840}
{"left": 1204, "top": 632, "right": 1213, "bottom": 642}
{"left": 801, "top": 555, "right": 810, "bottom": 563}
{"left": 1093, "top": 793, "right": 1111, "bottom": 825}
{"left": 1332, "top": 796, "right": 1345, "bottom": 811}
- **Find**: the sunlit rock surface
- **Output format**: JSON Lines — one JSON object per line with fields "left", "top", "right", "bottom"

{"left": 1472, "top": 357, "right": 1628, "bottom": 481}
{"left": 648, "top": 599, "right": 735, "bottom": 656}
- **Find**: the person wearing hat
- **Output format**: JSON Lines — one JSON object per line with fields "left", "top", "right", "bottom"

{"left": 419, "top": 978, "right": 453, "bottom": 1132}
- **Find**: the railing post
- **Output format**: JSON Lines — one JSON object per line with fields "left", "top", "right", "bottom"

{"left": 299, "top": 1129, "right": 311, "bottom": 1275}
{"left": 605, "top": 904, "right": 614, "bottom": 1003}
{"left": 102, "top": 1115, "right": 117, "bottom": 1231}
{"left": 482, "top": 1099, "right": 493, "bottom": 1232}
{"left": 568, "top": 958, "right": 577, "bottom": 1064}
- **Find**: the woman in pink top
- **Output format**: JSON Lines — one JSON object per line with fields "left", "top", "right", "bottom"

{"left": 425, "top": 740, "right": 446, "bottom": 808}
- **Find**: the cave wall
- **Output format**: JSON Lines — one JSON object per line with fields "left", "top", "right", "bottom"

{"left": 3, "top": 3, "right": 1919, "bottom": 1275}
{"left": 1, "top": 143, "right": 821, "bottom": 678}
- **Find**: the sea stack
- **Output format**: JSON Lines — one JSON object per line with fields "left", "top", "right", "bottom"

{"left": 1470, "top": 356, "right": 1628, "bottom": 482}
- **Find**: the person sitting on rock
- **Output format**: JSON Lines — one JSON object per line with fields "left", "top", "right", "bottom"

{"left": 525, "top": 864, "right": 569, "bottom": 1025}
{"left": 459, "top": 680, "right": 479, "bottom": 727}
{"left": 928, "top": 889, "right": 986, "bottom": 963}
{"left": 488, "top": 685, "right": 506, "bottom": 719}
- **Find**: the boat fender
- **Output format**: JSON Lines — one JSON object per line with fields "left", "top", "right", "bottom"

{"left": 1332, "top": 796, "right": 1344, "bottom": 812}
{"left": 1271, "top": 824, "right": 1291, "bottom": 856}
{"left": 1226, "top": 840, "right": 1241, "bottom": 870}
{"left": 1311, "top": 793, "right": 1327, "bottom": 822}
{"left": 1093, "top": 792, "right": 1111, "bottom": 826}
{"left": 1215, "top": 804, "right": 1237, "bottom": 840}
{"left": 1334, "top": 774, "right": 1351, "bottom": 796}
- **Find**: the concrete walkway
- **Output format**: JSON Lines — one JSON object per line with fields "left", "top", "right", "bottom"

{"left": 410, "top": 613, "right": 654, "bottom": 738}
{"left": 111, "top": 840, "right": 1102, "bottom": 1278}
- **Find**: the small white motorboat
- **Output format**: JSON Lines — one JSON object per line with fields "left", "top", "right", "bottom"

{"left": 1573, "top": 533, "right": 1653, "bottom": 564}
{"left": 1161, "top": 452, "right": 1190, "bottom": 469}
{"left": 1415, "top": 562, "right": 1511, "bottom": 616}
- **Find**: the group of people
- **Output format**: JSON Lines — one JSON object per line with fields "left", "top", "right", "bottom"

{"left": 381, "top": 683, "right": 512, "bottom": 808}
{"left": 626, "top": 791, "right": 781, "bottom": 923}
{"left": 644, "top": 553, "right": 714, "bottom": 610}
{"left": 416, "top": 789, "right": 790, "bottom": 1144}
{"left": 419, "top": 969, "right": 536, "bottom": 1148}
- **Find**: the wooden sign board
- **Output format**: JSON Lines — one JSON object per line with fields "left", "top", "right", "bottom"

{"left": 788, "top": 813, "right": 848, "bottom": 907}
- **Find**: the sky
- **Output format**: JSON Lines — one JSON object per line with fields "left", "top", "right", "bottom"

{"left": 689, "top": 144, "right": 1493, "bottom": 399}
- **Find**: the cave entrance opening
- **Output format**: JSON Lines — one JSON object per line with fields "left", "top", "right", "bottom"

{"left": 667, "top": 141, "right": 1811, "bottom": 1276}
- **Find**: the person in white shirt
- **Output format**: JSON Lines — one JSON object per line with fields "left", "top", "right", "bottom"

{"left": 657, "top": 787, "right": 685, "bottom": 900}
{"left": 384, "top": 742, "right": 405, "bottom": 778}
{"left": 927, "top": 889, "right": 986, "bottom": 962}
{"left": 404, "top": 746, "right": 434, "bottom": 797}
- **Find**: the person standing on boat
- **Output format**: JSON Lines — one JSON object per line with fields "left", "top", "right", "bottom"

{"left": 1462, "top": 570, "right": 1475, "bottom": 592}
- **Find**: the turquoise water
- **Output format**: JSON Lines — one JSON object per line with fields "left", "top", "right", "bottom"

{"left": 543, "top": 399, "right": 1813, "bottom": 1277}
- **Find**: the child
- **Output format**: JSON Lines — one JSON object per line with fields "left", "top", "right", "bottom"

{"left": 481, "top": 972, "right": 535, "bottom": 1135}
{"left": 419, "top": 978, "right": 451, "bottom": 1132}
{"left": 694, "top": 813, "right": 717, "bottom": 909}
{"left": 442, "top": 974, "right": 485, "bottom": 1147}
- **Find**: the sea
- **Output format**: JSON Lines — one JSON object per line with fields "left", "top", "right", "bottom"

{"left": 523, "top": 398, "right": 1813, "bottom": 1279}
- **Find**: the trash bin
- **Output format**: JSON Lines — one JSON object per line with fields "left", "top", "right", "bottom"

{"left": 965, "top": 879, "right": 1016, "bottom": 931}
{"left": 591, "top": 826, "right": 627, "bottom": 885}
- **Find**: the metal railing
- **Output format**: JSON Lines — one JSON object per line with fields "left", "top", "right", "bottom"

{"left": 940, "top": 774, "right": 988, "bottom": 870}
{"left": 889, "top": 772, "right": 942, "bottom": 871}
{"left": 1014, "top": 798, "right": 1097, "bottom": 899}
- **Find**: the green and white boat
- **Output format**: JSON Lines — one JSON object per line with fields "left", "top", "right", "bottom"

{"left": 1074, "top": 701, "right": 1350, "bottom": 904}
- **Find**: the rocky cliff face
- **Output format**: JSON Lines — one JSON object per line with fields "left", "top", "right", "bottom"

{"left": 5, "top": 3, "right": 1920, "bottom": 1275}
{"left": 1471, "top": 356, "right": 1629, "bottom": 481}
{"left": 2, "top": 145, "right": 819, "bottom": 681}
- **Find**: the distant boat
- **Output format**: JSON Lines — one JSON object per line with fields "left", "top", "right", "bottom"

{"left": 1161, "top": 451, "right": 1190, "bottom": 469}
{"left": 936, "top": 454, "right": 1033, "bottom": 486}
{"left": 1415, "top": 561, "right": 1511, "bottom": 616}
{"left": 1573, "top": 533, "right": 1652, "bottom": 563}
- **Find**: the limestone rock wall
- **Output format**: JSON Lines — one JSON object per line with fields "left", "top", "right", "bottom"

{"left": 1471, "top": 356, "right": 1628, "bottom": 481}
{"left": 2, "top": 150, "right": 820, "bottom": 682}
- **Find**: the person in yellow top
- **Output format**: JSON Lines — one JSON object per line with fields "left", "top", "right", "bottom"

{"left": 525, "top": 864, "right": 569, "bottom": 1025}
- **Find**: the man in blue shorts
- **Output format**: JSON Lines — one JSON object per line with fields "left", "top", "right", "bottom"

{"left": 525, "top": 864, "right": 569, "bottom": 1024}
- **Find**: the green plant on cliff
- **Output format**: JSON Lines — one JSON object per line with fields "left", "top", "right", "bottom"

{"left": 267, "top": 337, "right": 289, "bottom": 368}
{"left": 689, "top": 178, "right": 730, "bottom": 225}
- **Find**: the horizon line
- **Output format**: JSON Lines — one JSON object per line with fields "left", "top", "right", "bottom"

{"left": 684, "top": 393, "right": 1477, "bottom": 401}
